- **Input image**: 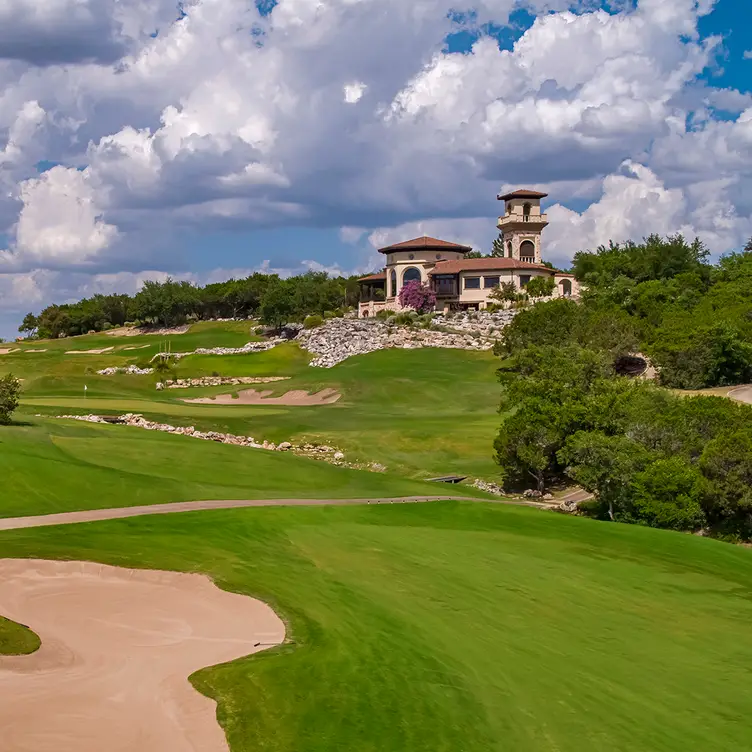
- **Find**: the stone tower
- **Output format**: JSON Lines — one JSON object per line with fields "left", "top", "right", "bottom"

{"left": 496, "top": 189, "right": 549, "bottom": 264}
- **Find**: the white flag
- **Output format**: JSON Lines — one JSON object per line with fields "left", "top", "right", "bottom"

{"left": 84, "top": 385, "right": 88, "bottom": 392}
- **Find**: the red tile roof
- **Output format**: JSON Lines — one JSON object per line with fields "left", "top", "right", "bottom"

{"left": 358, "top": 272, "right": 386, "bottom": 282}
{"left": 497, "top": 188, "right": 549, "bottom": 201}
{"left": 378, "top": 235, "right": 472, "bottom": 254}
{"left": 429, "top": 258, "right": 554, "bottom": 275}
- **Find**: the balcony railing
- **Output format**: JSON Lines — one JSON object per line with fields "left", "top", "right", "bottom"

{"left": 498, "top": 212, "right": 548, "bottom": 225}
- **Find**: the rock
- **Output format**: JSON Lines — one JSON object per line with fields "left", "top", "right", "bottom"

{"left": 277, "top": 442, "right": 293, "bottom": 451}
{"left": 473, "top": 479, "right": 505, "bottom": 496}
{"left": 523, "top": 489, "right": 543, "bottom": 499}
{"left": 543, "top": 493, "right": 554, "bottom": 500}
{"left": 296, "top": 313, "right": 513, "bottom": 369}
{"left": 97, "top": 365, "right": 154, "bottom": 376}
{"left": 155, "top": 382, "right": 164, "bottom": 390}
{"left": 333, "top": 451, "right": 345, "bottom": 460}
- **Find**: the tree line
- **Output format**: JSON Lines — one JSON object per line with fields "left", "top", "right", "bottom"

{"left": 494, "top": 235, "right": 752, "bottom": 540}
{"left": 19, "top": 272, "right": 362, "bottom": 339}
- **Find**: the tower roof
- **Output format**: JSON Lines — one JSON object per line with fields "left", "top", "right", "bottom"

{"left": 377, "top": 235, "right": 472, "bottom": 254}
{"left": 497, "top": 188, "right": 548, "bottom": 201}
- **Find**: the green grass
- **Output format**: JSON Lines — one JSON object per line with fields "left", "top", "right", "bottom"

{"left": 0, "top": 417, "right": 466, "bottom": 519}
{"left": 10, "top": 322, "right": 505, "bottom": 480}
{"left": 0, "top": 616, "right": 40, "bottom": 655}
{"left": 2, "top": 501, "right": 752, "bottom": 751}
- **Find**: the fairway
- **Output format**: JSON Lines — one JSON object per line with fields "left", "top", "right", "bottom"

{"left": 10, "top": 324, "right": 504, "bottom": 480}
{"left": 1, "top": 501, "right": 751, "bottom": 751}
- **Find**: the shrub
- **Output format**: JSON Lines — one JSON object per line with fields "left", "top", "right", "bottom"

{"left": 0, "top": 373, "right": 21, "bottom": 425}
{"left": 375, "top": 309, "right": 390, "bottom": 321}
{"left": 398, "top": 280, "right": 436, "bottom": 313}
{"left": 304, "top": 314, "right": 324, "bottom": 329}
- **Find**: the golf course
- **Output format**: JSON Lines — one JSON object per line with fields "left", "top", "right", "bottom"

{"left": 2, "top": 321, "right": 752, "bottom": 751}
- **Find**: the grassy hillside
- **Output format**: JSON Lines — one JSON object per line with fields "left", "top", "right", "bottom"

{"left": 0, "top": 417, "right": 469, "bottom": 519}
{"left": 6, "top": 322, "right": 503, "bottom": 481}
{"left": 2, "top": 501, "right": 751, "bottom": 751}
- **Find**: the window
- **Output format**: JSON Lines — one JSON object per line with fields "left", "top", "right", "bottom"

{"left": 389, "top": 269, "right": 397, "bottom": 297}
{"left": 519, "top": 275, "right": 531, "bottom": 287}
{"left": 523, "top": 203, "right": 531, "bottom": 222}
{"left": 464, "top": 277, "right": 481, "bottom": 290}
{"left": 507, "top": 241, "right": 513, "bottom": 258}
{"left": 520, "top": 240, "right": 535, "bottom": 262}
{"left": 560, "top": 279, "right": 572, "bottom": 297}
{"left": 402, "top": 267, "right": 422, "bottom": 286}
{"left": 484, "top": 276, "right": 500, "bottom": 288}
{"left": 434, "top": 275, "right": 456, "bottom": 296}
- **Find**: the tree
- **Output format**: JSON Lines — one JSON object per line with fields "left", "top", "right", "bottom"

{"left": 259, "top": 279, "right": 296, "bottom": 327}
{"left": 0, "top": 374, "right": 21, "bottom": 425}
{"left": 524, "top": 276, "right": 556, "bottom": 299}
{"left": 558, "top": 431, "right": 653, "bottom": 521}
{"left": 489, "top": 282, "right": 517, "bottom": 305}
{"left": 491, "top": 232, "right": 505, "bottom": 257}
{"left": 398, "top": 280, "right": 436, "bottom": 313}
{"left": 630, "top": 458, "right": 705, "bottom": 530}
{"left": 18, "top": 313, "right": 38, "bottom": 338}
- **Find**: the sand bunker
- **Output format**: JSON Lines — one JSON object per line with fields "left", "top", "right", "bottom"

{"left": 0, "top": 559, "right": 285, "bottom": 752}
{"left": 65, "top": 346, "right": 114, "bottom": 354}
{"left": 122, "top": 344, "right": 150, "bottom": 351}
{"left": 24, "top": 349, "right": 47, "bottom": 353}
{"left": 185, "top": 387, "right": 341, "bottom": 406}
{"left": 0, "top": 348, "right": 20, "bottom": 354}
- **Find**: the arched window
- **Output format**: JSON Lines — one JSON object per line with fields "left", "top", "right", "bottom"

{"left": 507, "top": 241, "right": 513, "bottom": 258}
{"left": 389, "top": 269, "right": 397, "bottom": 298}
{"left": 520, "top": 240, "right": 535, "bottom": 262}
{"left": 523, "top": 203, "right": 531, "bottom": 221}
{"left": 560, "top": 279, "right": 572, "bottom": 297}
{"left": 402, "top": 267, "right": 422, "bottom": 286}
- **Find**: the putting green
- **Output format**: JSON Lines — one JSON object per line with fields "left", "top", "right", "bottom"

{"left": 1, "top": 501, "right": 751, "bottom": 751}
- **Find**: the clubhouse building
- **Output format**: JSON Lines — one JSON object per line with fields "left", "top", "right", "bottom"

{"left": 358, "top": 189, "right": 578, "bottom": 317}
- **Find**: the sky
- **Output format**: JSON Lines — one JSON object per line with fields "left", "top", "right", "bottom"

{"left": 0, "top": 0, "right": 751, "bottom": 338}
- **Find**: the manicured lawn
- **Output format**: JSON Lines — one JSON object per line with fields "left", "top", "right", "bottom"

{"left": 1, "top": 501, "right": 751, "bottom": 751}
{"left": 0, "top": 616, "right": 40, "bottom": 655}
{"left": 0, "top": 418, "right": 466, "bottom": 519}
{"left": 12, "top": 324, "right": 505, "bottom": 480}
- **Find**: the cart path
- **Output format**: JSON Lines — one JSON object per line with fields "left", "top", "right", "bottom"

{"left": 0, "top": 496, "right": 488, "bottom": 531}
{"left": 0, "top": 559, "right": 285, "bottom": 752}
{"left": 729, "top": 386, "right": 752, "bottom": 405}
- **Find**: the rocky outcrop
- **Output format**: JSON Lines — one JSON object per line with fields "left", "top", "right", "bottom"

{"left": 97, "top": 365, "right": 154, "bottom": 376}
{"left": 433, "top": 310, "right": 517, "bottom": 337}
{"left": 55, "top": 413, "right": 384, "bottom": 473}
{"left": 163, "top": 376, "right": 290, "bottom": 389}
{"left": 297, "top": 315, "right": 506, "bottom": 368}
{"left": 166, "top": 338, "right": 285, "bottom": 360}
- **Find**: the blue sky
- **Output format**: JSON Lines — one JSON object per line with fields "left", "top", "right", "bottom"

{"left": 0, "top": 0, "right": 751, "bottom": 338}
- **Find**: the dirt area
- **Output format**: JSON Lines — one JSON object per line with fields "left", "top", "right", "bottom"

{"left": 729, "top": 386, "right": 752, "bottom": 404}
{"left": 0, "top": 559, "right": 285, "bottom": 752}
{"left": 184, "top": 388, "right": 342, "bottom": 406}
{"left": 0, "top": 348, "right": 20, "bottom": 354}
{"left": 105, "top": 325, "right": 191, "bottom": 337}
{"left": 65, "top": 346, "right": 114, "bottom": 355}
{"left": 122, "top": 344, "right": 150, "bottom": 351}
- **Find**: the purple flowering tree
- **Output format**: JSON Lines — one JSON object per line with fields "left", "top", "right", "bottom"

{"left": 398, "top": 280, "right": 437, "bottom": 313}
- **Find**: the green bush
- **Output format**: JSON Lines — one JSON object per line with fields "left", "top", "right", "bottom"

{"left": 304, "top": 314, "right": 324, "bottom": 329}
{"left": 375, "top": 309, "right": 390, "bottom": 321}
{"left": 0, "top": 373, "right": 21, "bottom": 425}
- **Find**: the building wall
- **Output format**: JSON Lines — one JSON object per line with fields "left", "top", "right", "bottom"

{"left": 384, "top": 249, "right": 465, "bottom": 299}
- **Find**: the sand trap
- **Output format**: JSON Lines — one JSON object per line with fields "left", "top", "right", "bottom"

{"left": 184, "top": 387, "right": 341, "bottom": 406}
{"left": 24, "top": 349, "right": 47, "bottom": 353}
{"left": 122, "top": 344, "right": 150, "bottom": 351}
{"left": 65, "top": 346, "right": 114, "bottom": 354}
{"left": 0, "top": 348, "right": 20, "bottom": 354}
{"left": 0, "top": 559, "right": 285, "bottom": 752}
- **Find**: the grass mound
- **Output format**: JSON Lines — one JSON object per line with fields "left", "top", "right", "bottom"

{"left": 0, "top": 616, "right": 40, "bottom": 655}
{"left": 1, "top": 501, "right": 751, "bottom": 751}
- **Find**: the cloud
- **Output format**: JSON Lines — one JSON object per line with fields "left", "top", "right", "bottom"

{"left": 0, "top": 166, "right": 119, "bottom": 269}
{"left": 744, "top": 50, "right": 752, "bottom": 60}
{"left": 0, "top": 0, "right": 748, "bottom": 329}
